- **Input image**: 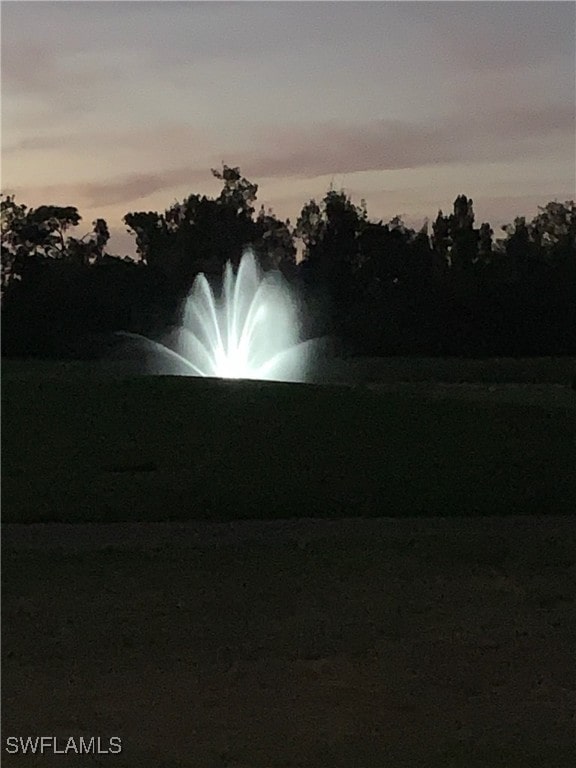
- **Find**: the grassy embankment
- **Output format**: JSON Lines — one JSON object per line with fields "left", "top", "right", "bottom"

{"left": 2, "top": 358, "right": 575, "bottom": 522}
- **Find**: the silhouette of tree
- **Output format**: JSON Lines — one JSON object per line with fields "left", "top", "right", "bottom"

{"left": 66, "top": 219, "right": 111, "bottom": 266}
{"left": 1, "top": 195, "right": 113, "bottom": 281}
{"left": 296, "top": 188, "right": 368, "bottom": 332}
{"left": 296, "top": 189, "right": 367, "bottom": 266}
{"left": 503, "top": 216, "right": 533, "bottom": 275}
{"left": 529, "top": 200, "right": 576, "bottom": 264}
{"left": 295, "top": 199, "right": 325, "bottom": 255}
{"left": 448, "top": 194, "right": 478, "bottom": 272}
{"left": 1, "top": 195, "right": 84, "bottom": 289}
{"left": 478, "top": 222, "right": 494, "bottom": 264}
{"left": 124, "top": 165, "right": 295, "bottom": 301}
{"left": 212, "top": 165, "right": 258, "bottom": 219}
{"left": 254, "top": 206, "right": 296, "bottom": 273}
{"left": 2, "top": 176, "right": 575, "bottom": 359}
{"left": 431, "top": 209, "right": 451, "bottom": 268}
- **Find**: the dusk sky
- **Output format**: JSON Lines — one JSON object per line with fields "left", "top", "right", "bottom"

{"left": 2, "top": 0, "right": 575, "bottom": 258}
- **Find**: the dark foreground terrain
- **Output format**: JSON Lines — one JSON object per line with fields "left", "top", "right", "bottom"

{"left": 3, "top": 364, "right": 576, "bottom": 523}
{"left": 3, "top": 517, "right": 575, "bottom": 768}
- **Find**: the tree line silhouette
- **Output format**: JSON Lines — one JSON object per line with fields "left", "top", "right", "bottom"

{"left": 2, "top": 165, "right": 575, "bottom": 359}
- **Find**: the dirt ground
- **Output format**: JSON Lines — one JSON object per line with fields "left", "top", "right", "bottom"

{"left": 2, "top": 517, "right": 575, "bottom": 767}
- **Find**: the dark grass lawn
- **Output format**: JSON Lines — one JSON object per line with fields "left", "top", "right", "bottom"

{"left": 3, "top": 518, "right": 575, "bottom": 767}
{"left": 2, "top": 373, "right": 575, "bottom": 522}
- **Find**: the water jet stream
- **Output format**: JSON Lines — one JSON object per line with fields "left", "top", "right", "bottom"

{"left": 119, "top": 249, "right": 325, "bottom": 382}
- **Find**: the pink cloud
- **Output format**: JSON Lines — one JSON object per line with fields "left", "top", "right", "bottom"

{"left": 75, "top": 168, "right": 215, "bottom": 208}
{"left": 6, "top": 105, "right": 572, "bottom": 216}
{"left": 242, "top": 104, "right": 574, "bottom": 180}
{"left": 6, "top": 167, "right": 213, "bottom": 211}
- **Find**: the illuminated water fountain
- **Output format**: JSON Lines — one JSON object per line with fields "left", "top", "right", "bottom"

{"left": 119, "top": 249, "right": 326, "bottom": 382}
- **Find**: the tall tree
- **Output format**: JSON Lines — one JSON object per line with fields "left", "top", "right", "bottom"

{"left": 124, "top": 166, "right": 296, "bottom": 298}
{"left": 529, "top": 200, "right": 576, "bottom": 264}
{"left": 1, "top": 194, "right": 111, "bottom": 288}
{"left": 448, "top": 194, "right": 478, "bottom": 271}
{"left": 254, "top": 206, "right": 296, "bottom": 273}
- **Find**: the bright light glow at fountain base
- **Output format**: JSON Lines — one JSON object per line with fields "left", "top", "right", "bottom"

{"left": 118, "top": 249, "right": 326, "bottom": 383}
